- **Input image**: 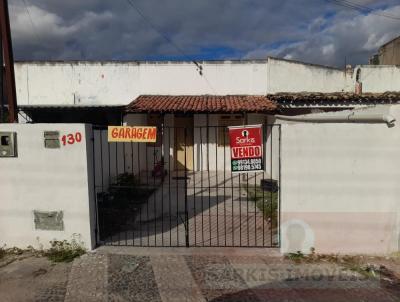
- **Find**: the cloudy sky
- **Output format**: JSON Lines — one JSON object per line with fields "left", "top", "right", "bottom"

{"left": 8, "top": 0, "right": 400, "bottom": 67}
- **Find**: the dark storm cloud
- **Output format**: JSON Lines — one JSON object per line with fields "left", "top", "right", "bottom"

{"left": 8, "top": 0, "right": 400, "bottom": 67}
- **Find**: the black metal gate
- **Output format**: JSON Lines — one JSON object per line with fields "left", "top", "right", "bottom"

{"left": 92, "top": 124, "right": 280, "bottom": 247}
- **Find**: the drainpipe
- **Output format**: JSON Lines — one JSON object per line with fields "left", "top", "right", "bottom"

{"left": 275, "top": 112, "right": 396, "bottom": 127}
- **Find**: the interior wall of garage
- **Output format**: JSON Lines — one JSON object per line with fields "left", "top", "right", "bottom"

{"left": 0, "top": 123, "right": 96, "bottom": 250}
{"left": 279, "top": 105, "right": 400, "bottom": 254}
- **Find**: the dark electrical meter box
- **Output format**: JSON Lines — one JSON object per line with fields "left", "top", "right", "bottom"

{"left": 0, "top": 132, "right": 17, "bottom": 157}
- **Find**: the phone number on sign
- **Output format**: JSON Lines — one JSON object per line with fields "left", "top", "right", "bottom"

{"left": 232, "top": 158, "right": 263, "bottom": 171}
{"left": 234, "top": 164, "right": 262, "bottom": 171}
{"left": 235, "top": 158, "right": 262, "bottom": 165}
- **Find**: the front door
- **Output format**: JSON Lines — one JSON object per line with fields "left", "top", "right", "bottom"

{"left": 174, "top": 116, "right": 193, "bottom": 171}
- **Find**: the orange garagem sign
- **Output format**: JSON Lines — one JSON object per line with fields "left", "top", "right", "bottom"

{"left": 108, "top": 126, "right": 157, "bottom": 142}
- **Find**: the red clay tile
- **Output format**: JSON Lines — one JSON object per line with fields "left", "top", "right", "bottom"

{"left": 125, "top": 95, "right": 277, "bottom": 113}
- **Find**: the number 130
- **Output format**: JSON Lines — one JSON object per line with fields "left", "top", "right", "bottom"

{"left": 61, "top": 132, "right": 82, "bottom": 146}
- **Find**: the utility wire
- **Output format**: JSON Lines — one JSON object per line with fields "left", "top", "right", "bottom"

{"left": 124, "top": 0, "right": 202, "bottom": 69}
{"left": 326, "top": 0, "right": 400, "bottom": 21}
{"left": 123, "top": 0, "right": 216, "bottom": 93}
{"left": 20, "top": 0, "right": 42, "bottom": 43}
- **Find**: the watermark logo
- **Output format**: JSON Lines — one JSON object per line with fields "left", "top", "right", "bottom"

{"left": 281, "top": 219, "right": 315, "bottom": 254}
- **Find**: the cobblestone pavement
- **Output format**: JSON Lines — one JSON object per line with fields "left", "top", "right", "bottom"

{"left": 63, "top": 248, "right": 400, "bottom": 302}
{"left": 2, "top": 248, "right": 400, "bottom": 301}
{"left": 0, "top": 255, "right": 71, "bottom": 302}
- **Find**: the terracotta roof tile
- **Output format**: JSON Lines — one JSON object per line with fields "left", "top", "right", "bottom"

{"left": 267, "top": 92, "right": 400, "bottom": 104}
{"left": 125, "top": 95, "right": 277, "bottom": 113}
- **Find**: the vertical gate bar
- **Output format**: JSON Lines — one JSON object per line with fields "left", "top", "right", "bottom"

{"left": 153, "top": 142, "right": 157, "bottom": 246}
{"left": 215, "top": 127, "right": 219, "bottom": 246}
{"left": 123, "top": 142, "right": 127, "bottom": 246}
{"left": 115, "top": 143, "right": 121, "bottom": 246}
{"left": 138, "top": 142, "right": 142, "bottom": 246}
{"left": 168, "top": 127, "right": 172, "bottom": 247}
{"left": 246, "top": 172, "right": 249, "bottom": 246}
{"left": 278, "top": 125, "right": 282, "bottom": 247}
{"left": 270, "top": 125, "right": 273, "bottom": 247}
{"left": 99, "top": 130, "right": 104, "bottom": 244}
{"left": 123, "top": 142, "right": 126, "bottom": 172}
{"left": 207, "top": 125, "right": 211, "bottom": 246}
{"left": 115, "top": 142, "right": 119, "bottom": 179}
{"left": 255, "top": 125, "right": 260, "bottom": 246}
{"left": 161, "top": 126, "right": 164, "bottom": 247}
{"left": 184, "top": 128, "right": 189, "bottom": 247}
{"left": 99, "top": 131, "right": 105, "bottom": 190}
{"left": 107, "top": 141, "right": 111, "bottom": 245}
{"left": 223, "top": 127, "right": 227, "bottom": 246}
{"left": 107, "top": 139, "right": 111, "bottom": 187}
{"left": 145, "top": 140, "right": 150, "bottom": 246}
{"left": 262, "top": 124, "right": 266, "bottom": 247}
{"left": 238, "top": 173, "right": 242, "bottom": 247}
{"left": 176, "top": 128, "right": 179, "bottom": 246}
{"left": 193, "top": 127, "right": 197, "bottom": 246}
{"left": 200, "top": 127, "right": 204, "bottom": 246}
{"left": 254, "top": 170, "right": 257, "bottom": 246}
{"left": 230, "top": 152, "right": 234, "bottom": 247}
{"left": 92, "top": 129, "right": 99, "bottom": 246}
{"left": 130, "top": 141, "right": 135, "bottom": 246}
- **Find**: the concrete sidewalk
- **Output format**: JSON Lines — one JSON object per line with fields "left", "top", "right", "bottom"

{"left": 2, "top": 247, "right": 400, "bottom": 301}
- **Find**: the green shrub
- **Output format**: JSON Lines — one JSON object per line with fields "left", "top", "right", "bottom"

{"left": 114, "top": 172, "right": 141, "bottom": 187}
{"left": 44, "top": 239, "right": 85, "bottom": 263}
{"left": 286, "top": 251, "right": 306, "bottom": 263}
{"left": 243, "top": 185, "right": 278, "bottom": 222}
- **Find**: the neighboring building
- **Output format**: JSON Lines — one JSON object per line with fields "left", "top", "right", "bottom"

{"left": 369, "top": 35, "right": 400, "bottom": 65}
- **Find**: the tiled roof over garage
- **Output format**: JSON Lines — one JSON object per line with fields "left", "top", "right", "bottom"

{"left": 125, "top": 95, "right": 277, "bottom": 113}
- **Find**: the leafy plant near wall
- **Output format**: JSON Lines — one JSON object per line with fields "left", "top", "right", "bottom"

{"left": 44, "top": 238, "right": 85, "bottom": 263}
{"left": 102, "top": 172, "right": 155, "bottom": 209}
{"left": 114, "top": 172, "right": 141, "bottom": 186}
{"left": 243, "top": 184, "right": 278, "bottom": 223}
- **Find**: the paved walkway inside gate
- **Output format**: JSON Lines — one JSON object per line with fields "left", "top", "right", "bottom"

{"left": 103, "top": 171, "right": 277, "bottom": 247}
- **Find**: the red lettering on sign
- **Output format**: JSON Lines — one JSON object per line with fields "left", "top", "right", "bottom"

{"left": 148, "top": 128, "right": 156, "bottom": 140}
{"left": 119, "top": 128, "right": 125, "bottom": 138}
{"left": 137, "top": 128, "right": 142, "bottom": 139}
{"left": 111, "top": 128, "right": 118, "bottom": 138}
{"left": 231, "top": 146, "right": 261, "bottom": 159}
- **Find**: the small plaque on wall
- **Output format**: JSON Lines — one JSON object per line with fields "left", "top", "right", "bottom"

{"left": 34, "top": 210, "right": 64, "bottom": 231}
{"left": 44, "top": 131, "right": 60, "bottom": 149}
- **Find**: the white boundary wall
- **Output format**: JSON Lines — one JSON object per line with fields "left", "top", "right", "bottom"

{"left": 280, "top": 106, "right": 400, "bottom": 254}
{"left": 0, "top": 124, "right": 95, "bottom": 250}
{"left": 267, "top": 57, "right": 351, "bottom": 93}
{"left": 15, "top": 61, "right": 268, "bottom": 106}
{"left": 14, "top": 59, "right": 400, "bottom": 108}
